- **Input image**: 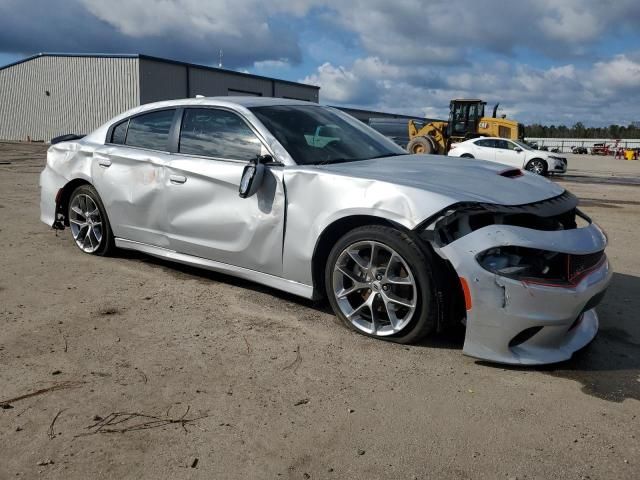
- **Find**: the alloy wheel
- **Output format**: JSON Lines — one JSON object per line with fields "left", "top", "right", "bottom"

{"left": 528, "top": 160, "right": 545, "bottom": 175}
{"left": 69, "top": 194, "right": 103, "bottom": 253}
{"left": 332, "top": 240, "right": 417, "bottom": 336}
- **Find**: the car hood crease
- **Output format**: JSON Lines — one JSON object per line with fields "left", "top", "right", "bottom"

{"left": 311, "top": 154, "right": 565, "bottom": 206}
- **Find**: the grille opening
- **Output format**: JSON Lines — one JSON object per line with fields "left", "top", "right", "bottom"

{"left": 425, "top": 192, "right": 584, "bottom": 246}
{"left": 568, "top": 314, "right": 584, "bottom": 331}
{"left": 440, "top": 209, "right": 579, "bottom": 245}
{"left": 509, "top": 326, "right": 543, "bottom": 348}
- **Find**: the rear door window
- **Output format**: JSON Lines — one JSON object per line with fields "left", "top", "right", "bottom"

{"left": 125, "top": 109, "right": 175, "bottom": 151}
{"left": 179, "top": 108, "right": 262, "bottom": 161}
{"left": 475, "top": 139, "right": 497, "bottom": 148}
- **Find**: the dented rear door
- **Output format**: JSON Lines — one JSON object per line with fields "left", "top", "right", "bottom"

{"left": 91, "top": 145, "right": 171, "bottom": 248}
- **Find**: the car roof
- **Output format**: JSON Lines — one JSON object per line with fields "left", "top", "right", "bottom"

{"left": 134, "top": 96, "right": 317, "bottom": 113}
{"left": 471, "top": 137, "right": 513, "bottom": 143}
{"left": 83, "top": 96, "right": 324, "bottom": 148}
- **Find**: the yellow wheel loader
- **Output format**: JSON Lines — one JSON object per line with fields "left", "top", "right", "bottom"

{"left": 407, "top": 99, "right": 525, "bottom": 155}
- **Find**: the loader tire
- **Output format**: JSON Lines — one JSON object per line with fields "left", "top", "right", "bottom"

{"left": 407, "top": 136, "right": 438, "bottom": 155}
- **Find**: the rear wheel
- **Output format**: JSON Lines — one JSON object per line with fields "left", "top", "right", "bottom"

{"left": 460, "top": 153, "right": 474, "bottom": 158}
{"left": 407, "top": 136, "right": 437, "bottom": 155}
{"left": 68, "top": 185, "right": 114, "bottom": 256}
{"left": 325, "top": 225, "right": 445, "bottom": 344}
{"left": 525, "top": 158, "right": 548, "bottom": 176}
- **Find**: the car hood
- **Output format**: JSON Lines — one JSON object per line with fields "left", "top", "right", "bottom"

{"left": 311, "top": 154, "right": 564, "bottom": 205}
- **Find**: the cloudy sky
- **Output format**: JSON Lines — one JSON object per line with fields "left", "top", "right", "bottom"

{"left": 1, "top": 0, "right": 639, "bottom": 125}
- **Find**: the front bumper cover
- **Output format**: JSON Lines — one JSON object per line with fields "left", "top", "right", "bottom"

{"left": 439, "top": 222, "right": 611, "bottom": 365}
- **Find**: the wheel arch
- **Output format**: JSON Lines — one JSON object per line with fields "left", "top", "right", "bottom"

{"left": 311, "top": 215, "right": 403, "bottom": 299}
{"left": 311, "top": 214, "right": 466, "bottom": 333}
{"left": 526, "top": 157, "right": 547, "bottom": 167}
{"left": 55, "top": 178, "right": 94, "bottom": 227}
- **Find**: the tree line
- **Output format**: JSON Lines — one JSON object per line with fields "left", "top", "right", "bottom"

{"left": 525, "top": 122, "right": 640, "bottom": 139}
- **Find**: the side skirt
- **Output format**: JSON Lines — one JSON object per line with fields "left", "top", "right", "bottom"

{"left": 115, "top": 238, "right": 314, "bottom": 299}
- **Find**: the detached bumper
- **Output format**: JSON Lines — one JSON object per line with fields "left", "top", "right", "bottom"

{"left": 440, "top": 223, "right": 611, "bottom": 365}
{"left": 550, "top": 158, "right": 567, "bottom": 173}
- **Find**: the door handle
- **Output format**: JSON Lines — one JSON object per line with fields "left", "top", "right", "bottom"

{"left": 97, "top": 158, "right": 112, "bottom": 167}
{"left": 169, "top": 174, "right": 187, "bottom": 184}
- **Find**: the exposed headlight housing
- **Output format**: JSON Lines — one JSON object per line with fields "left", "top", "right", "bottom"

{"left": 477, "top": 246, "right": 605, "bottom": 286}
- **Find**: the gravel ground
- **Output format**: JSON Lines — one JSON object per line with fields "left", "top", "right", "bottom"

{"left": 0, "top": 143, "right": 638, "bottom": 479}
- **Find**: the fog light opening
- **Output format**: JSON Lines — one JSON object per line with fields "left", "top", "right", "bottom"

{"left": 508, "top": 326, "right": 543, "bottom": 348}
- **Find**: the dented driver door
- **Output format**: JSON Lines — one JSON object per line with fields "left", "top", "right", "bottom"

{"left": 163, "top": 107, "right": 286, "bottom": 276}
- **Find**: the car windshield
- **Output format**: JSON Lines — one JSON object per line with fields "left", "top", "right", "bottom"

{"left": 514, "top": 140, "right": 535, "bottom": 151}
{"left": 250, "top": 105, "right": 406, "bottom": 165}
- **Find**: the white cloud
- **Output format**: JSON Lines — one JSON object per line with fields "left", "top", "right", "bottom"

{"left": 590, "top": 55, "right": 640, "bottom": 92}
{"left": 303, "top": 53, "right": 640, "bottom": 125}
{"left": 254, "top": 59, "right": 290, "bottom": 69}
{"left": 324, "top": 0, "right": 640, "bottom": 65}
{"left": 2, "top": 0, "right": 640, "bottom": 124}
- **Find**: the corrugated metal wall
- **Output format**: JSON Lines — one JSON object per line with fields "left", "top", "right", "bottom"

{"left": 274, "top": 82, "right": 319, "bottom": 102}
{"left": 188, "top": 67, "right": 273, "bottom": 97}
{"left": 0, "top": 54, "right": 318, "bottom": 141}
{"left": 140, "top": 62, "right": 319, "bottom": 101}
{"left": 0, "top": 56, "right": 139, "bottom": 141}
{"left": 139, "top": 58, "right": 187, "bottom": 104}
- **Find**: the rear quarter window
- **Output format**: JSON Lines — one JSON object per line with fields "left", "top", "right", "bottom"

{"left": 110, "top": 120, "right": 128, "bottom": 144}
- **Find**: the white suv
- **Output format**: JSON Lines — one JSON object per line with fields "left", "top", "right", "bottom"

{"left": 448, "top": 137, "right": 567, "bottom": 176}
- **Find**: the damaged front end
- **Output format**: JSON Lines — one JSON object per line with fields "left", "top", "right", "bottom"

{"left": 418, "top": 191, "right": 612, "bottom": 365}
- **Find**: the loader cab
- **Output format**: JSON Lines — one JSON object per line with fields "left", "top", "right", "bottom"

{"left": 446, "top": 99, "right": 486, "bottom": 139}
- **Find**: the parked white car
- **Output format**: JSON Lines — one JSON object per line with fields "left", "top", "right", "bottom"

{"left": 448, "top": 137, "right": 567, "bottom": 175}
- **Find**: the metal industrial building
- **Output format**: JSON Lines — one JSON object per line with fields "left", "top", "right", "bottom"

{"left": 333, "top": 106, "right": 435, "bottom": 124}
{"left": 0, "top": 53, "right": 320, "bottom": 141}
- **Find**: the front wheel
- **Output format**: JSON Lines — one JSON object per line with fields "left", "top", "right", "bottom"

{"left": 525, "top": 158, "right": 548, "bottom": 176}
{"left": 460, "top": 153, "right": 474, "bottom": 158}
{"left": 68, "top": 185, "right": 114, "bottom": 256}
{"left": 325, "top": 225, "right": 444, "bottom": 344}
{"left": 407, "top": 136, "right": 437, "bottom": 155}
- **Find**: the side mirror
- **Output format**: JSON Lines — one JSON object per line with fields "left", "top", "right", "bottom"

{"left": 238, "top": 154, "right": 271, "bottom": 198}
{"left": 514, "top": 147, "right": 522, "bottom": 152}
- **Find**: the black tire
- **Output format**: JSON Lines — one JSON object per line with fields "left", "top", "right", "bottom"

{"left": 525, "top": 158, "right": 548, "bottom": 176}
{"left": 460, "top": 153, "right": 475, "bottom": 158}
{"left": 324, "top": 225, "right": 448, "bottom": 344}
{"left": 67, "top": 184, "right": 115, "bottom": 256}
{"left": 407, "top": 136, "right": 437, "bottom": 155}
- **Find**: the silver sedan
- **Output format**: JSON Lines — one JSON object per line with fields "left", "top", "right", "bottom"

{"left": 40, "top": 97, "right": 611, "bottom": 365}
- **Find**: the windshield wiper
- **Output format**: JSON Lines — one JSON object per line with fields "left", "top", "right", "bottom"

{"left": 313, "top": 152, "right": 404, "bottom": 166}
{"left": 313, "top": 158, "right": 358, "bottom": 165}
{"left": 365, "top": 152, "right": 408, "bottom": 160}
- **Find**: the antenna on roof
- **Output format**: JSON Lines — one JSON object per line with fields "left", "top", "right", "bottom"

{"left": 218, "top": 49, "right": 223, "bottom": 68}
